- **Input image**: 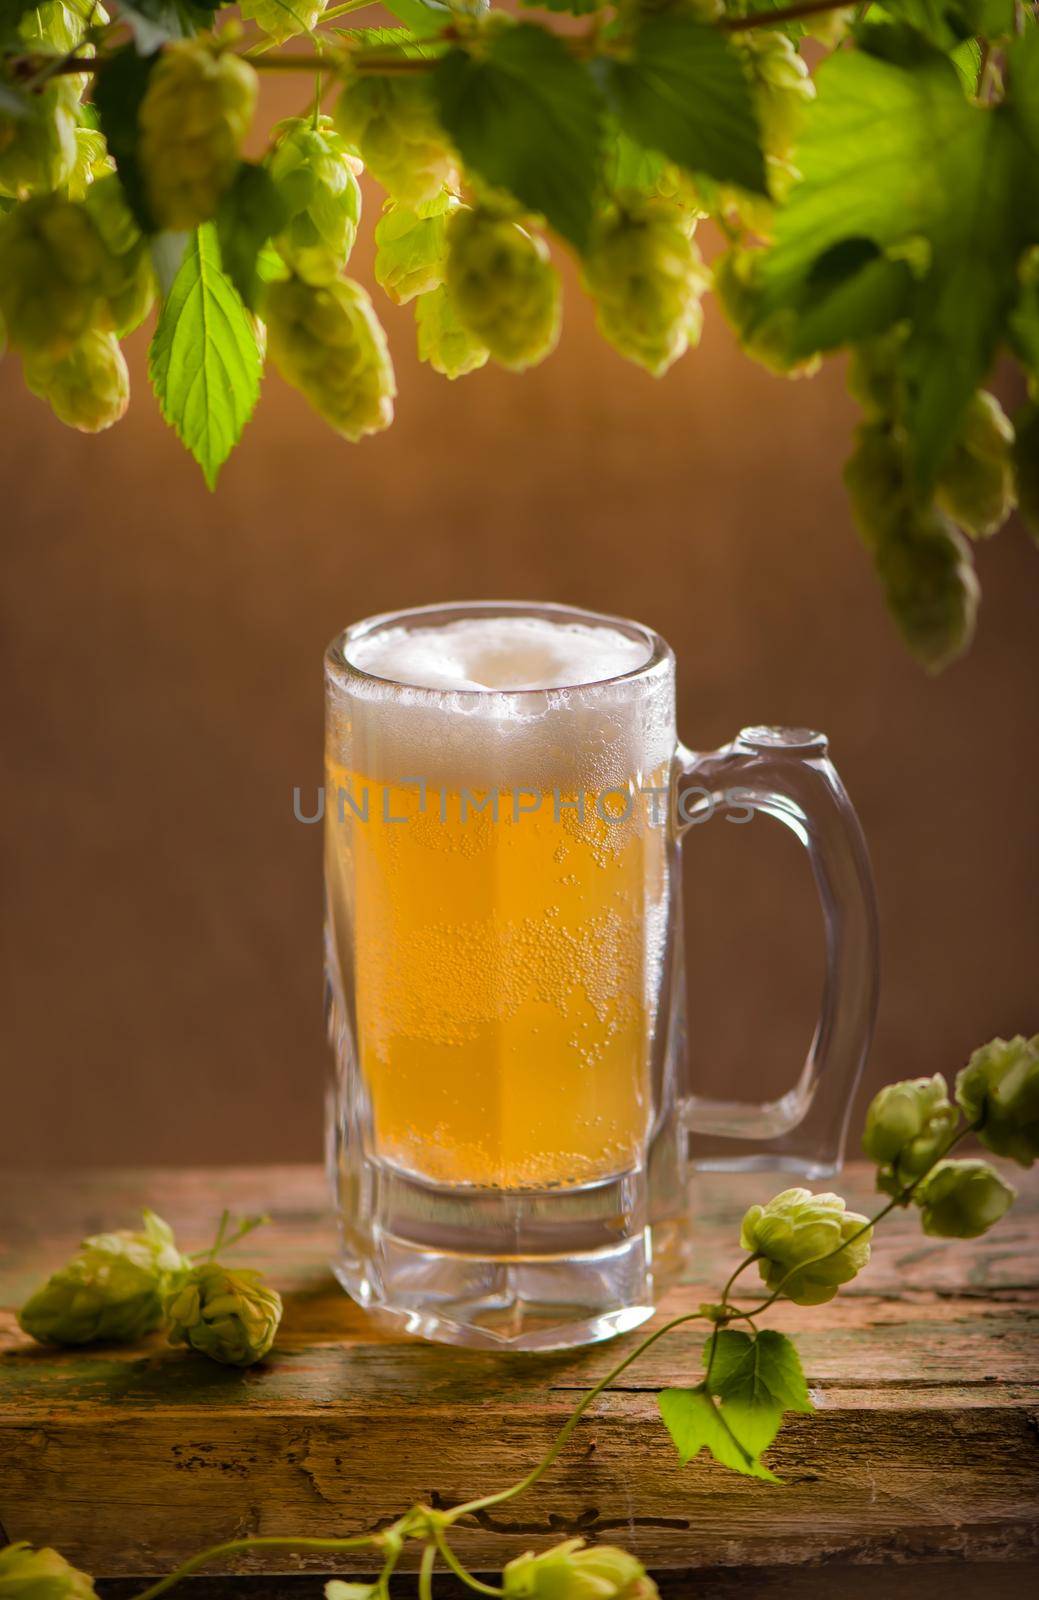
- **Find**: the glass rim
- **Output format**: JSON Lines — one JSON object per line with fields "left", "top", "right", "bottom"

{"left": 325, "top": 600, "right": 674, "bottom": 698}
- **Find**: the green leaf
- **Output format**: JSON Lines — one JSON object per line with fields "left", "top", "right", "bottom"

{"left": 433, "top": 23, "right": 605, "bottom": 250}
{"left": 519, "top": 0, "right": 600, "bottom": 11}
{"left": 216, "top": 162, "right": 288, "bottom": 312}
{"left": 604, "top": 17, "right": 766, "bottom": 197}
{"left": 657, "top": 1386, "right": 779, "bottom": 1482}
{"left": 148, "top": 224, "right": 263, "bottom": 489}
{"left": 93, "top": 41, "right": 162, "bottom": 232}
{"left": 336, "top": 24, "right": 444, "bottom": 57}
{"left": 381, "top": 0, "right": 458, "bottom": 36}
{"left": 706, "top": 1329, "right": 814, "bottom": 1417}
{"left": 604, "top": 127, "right": 666, "bottom": 194}
{"left": 755, "top": 33, "right": 1039, "bottom": 486}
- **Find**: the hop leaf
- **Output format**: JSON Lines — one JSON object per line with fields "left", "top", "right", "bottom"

{"left": 24, "top": 328, "right": 129, "bottom": 432}
{"left": 0, "top": 193, "right": 125, "bottom": 357}
{"left": 138, "top": 39, "right": 258, "bottom": 230}
{"left": 18, "top": 1211, "right": 189, "bottom": 1346}
{"left": 334, "top": 71, "right": 454, "bottom": 206}
{"left": 956, "top": 1034, "right": 1039, "bottom": 1167}
{"left": 740, "top": 1188, "right": 872, "bottom": 1306}
{"left": 844, "top": 421, "right": 979, "bottom": 673}
{"left": 265, "top": 274, "right": 396, "bottom": 440}
{"left": 914, "top": 1158, "right": 1015, "bottom": 1239}
{"left": 241, "top": 0, "right": 328, "bottom": 44}
{"left": 415, "top": 283, "right": 489, "bottom": 378}
{"left": 735, "top": 31, "right": 814, "bottom": 167}
{"left": 266, "top": 115, "right": 362, "bottom": 286}
{"left": 502, "top": 1539, "right": 658, "bottom": 1600}
{"left": 862, "top": 1073, "right": 959, "bottom": 1197}
{"left": 581, "top": 198, "right": 708, "bottom": 377}
{"left": 166, "top": 1262, "right": 282, "bottom": 1366}
{"left": 0, "top": 81, "right": 79, "bottom": 199}
{"left": 84, "top": 175, "right": 155, "bottom": 335}
{"left": 935, "top": 390, "right": 1017, "bottom": 539}
{"left": 445, "top": 207, "right": 560, "bottom": 372}
{"left": 0, "top": 1542, "right": 96, "bottom": 1600}
{"left": 374, "top": 193, "right": 453, "bottom": 306}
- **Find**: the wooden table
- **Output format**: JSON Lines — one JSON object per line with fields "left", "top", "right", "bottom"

{"left": 1, "top": 1164, "right": 1037, "bottom": 1598}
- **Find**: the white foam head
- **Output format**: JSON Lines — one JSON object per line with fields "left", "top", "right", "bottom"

{"left": 345, "top": 616, "right": 651, "bottom": 692}
{"left": 327, "top": 609, "right": 675, "bottom": 789}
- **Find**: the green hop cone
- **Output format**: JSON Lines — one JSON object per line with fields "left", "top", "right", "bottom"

{"left": 914, "top": 1158, "right": 1015, "bottom": 1239}
{"left": 64, "top": 124, "right": 114, "bottom": 200}
{"left": 138, "top": 39, "right": 258, "bottom": 230}
{"left": 84, "top": 175, "right": 155, "bottom": 336}
{"left": 0, "top": 1542, "right": 96, "bottom": 1600}
{"left": 713, "top": 247, "right": 818, "bottom": 377}
{"left": 166, "top": 1262, "right": 282, "bottom": 1366}
{"left": 24, "top": 328, "right": 129, "bottom": 433}
{"left": 935, "top": 390, "right": 1016, "bottom": 539}
{"left": 802, "top": 7, "right": 854, "bottom": 47}
{"left": 1013, "top": 402, "right": 1039, "bottom": 542}
{"left": 374, "top": 193, "right": 453, "bottom": 307}
{"left": 266, "top": 115, "right": 362, "bottom": 286}
{"left": 862, "top": 1074, "right": 959, "bottom": 1196}
{"left": 0, "top": 193, "right": 123, "bottom": 357}
{"left": 581, "top": 199, "right": 708, "bottom": 377}
{"left": 241, "top": 0, "right": 328, "bottom": 43}
{"left": 18, "top": 1211, "right": 188, "bottom": 1346}
{"left": 0, "top": 80, "right": 79, "bottom": 199}
{"left": 16, "top": 1, "right": 107, "bottom": 53}
{"left": 740, "top": 1188, "right": 872, "bottom": 1306}
{"left": 266, "top": 274, "right": 396, "bottom": 441}
{"left": 736, "top": 31, "right": 814, "bottom": 165}
{"left": 445, "top": 208, "right": 561, "bottom": 373}
{"left": 844, "top": 422, "right": 979, "bottom": 672}
{"left": 415, "top": 283, "right": 489, "bottom": 379}
{"left": 503, "top": 1539, "right": 658, "bottom": 1600}
{"left": 334, "top": 71, "right": 454, "bottom": 207}
{"left": 956, "top": 1034, "right": 1039, "bottom": 1167}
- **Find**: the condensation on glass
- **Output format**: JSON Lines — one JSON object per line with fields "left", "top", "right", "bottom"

{"left": 324, "top": 602, "right": 878, "bottom": 1350}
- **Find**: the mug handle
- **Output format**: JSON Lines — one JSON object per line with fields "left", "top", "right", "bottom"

{"left": 674, "top": 725, "right": 879, "bottom": 1178}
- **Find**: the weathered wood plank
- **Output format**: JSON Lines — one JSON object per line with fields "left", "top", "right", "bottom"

{"left": 1, "top": 1164, "right": 1037, "bottom": 1580}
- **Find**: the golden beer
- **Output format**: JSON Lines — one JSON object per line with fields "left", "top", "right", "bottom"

{"left": 325, "top": 765, "right": 669, "bottom": 1189}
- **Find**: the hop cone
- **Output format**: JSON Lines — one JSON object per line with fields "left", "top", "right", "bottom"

{"left": 84, "top": 175, "right": 155, "bottom": 336}
{"left": 713, "top": 248, "right": 816, "bottom": 377}
{"left": 166, "top": 1263, "right": 282, "bottom": 1366}
{"left": 15, "top": 1, "right": 105, "bottom": 53}
{"left": 936, "top": 390, "right": 1016, "bottom": 539}
{"left": 740, "top": 1188, "right": 872, "bottom": 1306}
{"left": 862, "top": 1074, "right": 959, "bottom": 1197}
{"left": 266, "top": 274, "right": 396, "bottom": 441}
{"left": 374, "top": 194, "right": 453, "bottom": 306}
{"left": 582, "top": 200, "right": 708, "bottom": 377}
{"left": 241, "top": 0, "right": 328, "bottom": 43}
{"left": 736, "top": 31, "right": 814, "bottom": 165}
{"left": 844, "top": 422, "right": 978, "bottom": 672}
{"left": 415, "top": 284, "right": 488, "bottom": 379}
{"left": 24, "top": 328, "right": 129, "bottom": 432}
{"left": 915, "top": 1158, "right": 1015, "bottom": 1239}
{"left": 0, "top": 1542, "right": 96, "bottom": 1600}
{"left": 267, "top": 115, "right": 362, "bottom": 286}
{"left": 0, "top": 81, "right": 79, "bottom": 198}
{"left": 138, "top": 40, "right": 257, "bottom": 229}
{"left": 334, "top": 72, "right": 454, "bottom": 206}
{"left": 65, "top": 124, "right": 114, "bottom": 200}
{"left": 0, "top": 194, "right": 122, "bottom": 357}
{"left": 956, "top": 1035, "right": 1039, "bottom": 1167}
{"left": 445, "top": 209, "right": 561, "bottom": 372}
{"left": 18, "top": 1211, "right": 189, "bottom": 1346}
{"left": 1014, "top": 402, "right": 1039, "bottom": 541}
{"left": 503, "top": 1539, "right": 658, "bottom": 1600}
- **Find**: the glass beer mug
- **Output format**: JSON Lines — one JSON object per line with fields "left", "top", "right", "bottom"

{"left": 324, "top": 602, "right": 878, "bottom": 1350}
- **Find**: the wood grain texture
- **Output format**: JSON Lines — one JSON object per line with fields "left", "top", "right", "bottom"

{"left": 1, "top": 1164, "right": 1037, "bottom": 1584}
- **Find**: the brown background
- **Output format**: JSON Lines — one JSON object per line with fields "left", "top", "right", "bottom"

{"left": 2, "top": 77, "right": 1037, "bottom": 1167}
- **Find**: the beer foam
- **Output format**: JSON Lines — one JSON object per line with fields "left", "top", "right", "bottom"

{"left": 328, "top": 612, "right": 675, "bottom": 789}
{"left": 346, "top": 616, "right": 651, "bottom": 692}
